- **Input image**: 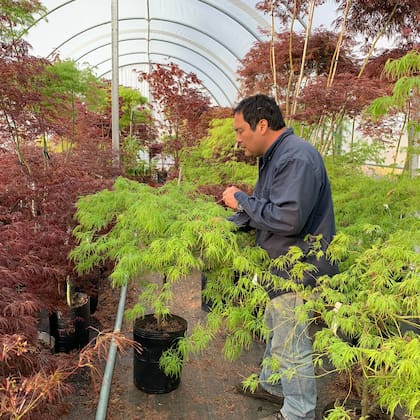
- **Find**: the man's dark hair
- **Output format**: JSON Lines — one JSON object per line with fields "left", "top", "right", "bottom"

{"left": 233, "top": 94, "right": 286, "bottom": 131}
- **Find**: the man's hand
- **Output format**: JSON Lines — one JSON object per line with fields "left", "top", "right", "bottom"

{"left": 222, "top": 186, "right": 242, "bottom": 210}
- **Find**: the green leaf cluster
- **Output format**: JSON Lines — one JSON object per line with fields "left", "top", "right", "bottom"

{"left": 181, "top": 118, "right": 257, "bottom": 186}
{"left": 71, "top": 177, "right": 266, "bottom": 347}
{"left": 307, "top": 227, "right": 420, "bottom": 417}
{"left": 70, "top": 174, "right": 323, "bottom": 377}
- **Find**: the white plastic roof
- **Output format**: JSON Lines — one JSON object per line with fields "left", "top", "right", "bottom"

{"left": 24, "top": 0, "right": 335, "bottom": 106}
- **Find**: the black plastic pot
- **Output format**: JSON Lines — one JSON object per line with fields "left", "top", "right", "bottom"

{"left": 74, "top": 285, "right": 99, "bottom": 314}
{"left": 50, "top": 292, "right": 90, "bottom": 353}
{"left": 133, "top": 314, "right": 188, "bottom": 394}
{"left": 88, "top": 288, "right": 99, "bottom": 314}
{"left": 399, "top": 318, "right": 420, "bottom": 335}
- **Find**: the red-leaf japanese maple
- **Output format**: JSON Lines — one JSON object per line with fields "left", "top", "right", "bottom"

{"left": 138, "top": 63, "right": 211, "bottom": 172}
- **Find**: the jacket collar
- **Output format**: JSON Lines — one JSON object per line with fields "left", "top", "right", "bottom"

{"left": 259, "top": 127, "right": 294, "bottom": 168}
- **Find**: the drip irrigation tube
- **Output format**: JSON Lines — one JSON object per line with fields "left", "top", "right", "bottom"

{"left": 95, "top": 284, "right": 127, "bottom": 420}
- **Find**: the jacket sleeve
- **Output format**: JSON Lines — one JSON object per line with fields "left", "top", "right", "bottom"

{"left": 226, "top": 210, "right": 253, "bottom": 231}
{"left": 234, "top": 158, "right": 321, "bottom": 235}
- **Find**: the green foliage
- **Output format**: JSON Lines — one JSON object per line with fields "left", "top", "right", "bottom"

{"left": 368, "top": 50, "right": 420, "bottom": 177}
{"left": 337, "top": 141, "right": 386, "bottom": 166}
{"left": 70, "top": 177, "right": 277, "bottom": 350}
{"left": 327, "top": 161, "right": 420, "bottom": 244}
{"left": 43, "top": 59, "right": 108, "bottom": 153}
{"left": 46, "top": 60, "right": 105, "bottom": 107}
{"left": 383, "top": 50, "right": 420, "bottom": 82}
{"left": 1, "top": 0, "right": 46, "bottom": 41}
{"left": 159, "top": 348, "right": 184, "bottom": 379}
{"left": 324, "top": 404, "right": 353, "bottom": 420}
{"left": 182, "top": 118, "right": 257, "bottom": 186}
{"left": 229, "top": 160, "right": 420, "bottom": 415}
{"left": 121, "top": 136, "right": 155, "bottom": 177}
{"left": 68, "top": 177, "right": 284, "bottom": 377}
{"left": 71, "top": 173, "right": 329, "bottom": 377}
{"left": 306, "top": 227, "right": 420, "bottom": 417}
{"left": 118, "top": 86, "right": 148, "bottom": 132}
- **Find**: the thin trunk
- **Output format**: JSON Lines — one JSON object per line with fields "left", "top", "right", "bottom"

{"left": 5, "top": 114, "right": 31, "bottom": 174}
{"left": 360, "top": 356, "right": 370, "bottom": 419}
{"left": 406, "top": 103, "right": 418, "bottom": 177}
{"left": 270, "top": 0, "right": 278, "bottom": 103}
{"left": 320, "top": 114, "right": 337, "bottom": 156}
{"left": 42, "top": 131, "right": 50, "bottom": 170}
{"left": 291, "top": 0, "right": 316, "bottom": 116}
{"left": 358, "top": 3, "right": 398, "bottom": 78}
{"left": 66, "top": 91, "right": 76, "bottom": 162}
{"left": 285, "top": 0, "right": 298, "bottom": 121}
{"left": 312, "top": 113, "right": 326, "bottom": 151}
{"left": 350, "top": 117, "right": 356, "bottom": 154}
{"left": 392, "top": 113, "right": 407, "bottom": 173}
{"left": 327, "top": 0, "right": 352, "bottom": 87}
{"left": 320, "top": 107, "right": 345, "bottom": 156}
{"left": 409, "top": 89, "right": 420, "bottom": 178}
{"left": 129, "top": 108, "right": 134, "bottom": 138}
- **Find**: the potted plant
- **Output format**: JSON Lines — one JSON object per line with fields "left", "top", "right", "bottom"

{"left": 49, "top": 279, "right": 91, "bottom": 353}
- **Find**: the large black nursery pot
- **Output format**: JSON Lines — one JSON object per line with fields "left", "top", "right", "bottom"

{"left": 50, "top": 292, "right": 91, "bottom": 353}
{"left": 133, "top": 313, "right": 188, "bottom": 394}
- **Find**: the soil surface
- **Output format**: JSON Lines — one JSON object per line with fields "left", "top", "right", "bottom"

{"left": 62, "top": 272, "right": 407, "bottom": 420}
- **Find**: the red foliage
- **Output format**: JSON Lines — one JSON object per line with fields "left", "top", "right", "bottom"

{"left": 237, "top": 29, "right": 357, "bottom": 100}
{"left": 363, "top": 46, "right": 419, "bottom": 80}
{"left": 0, "top": 6, "right": 136, "bottom": 418}
{"left": 197, "top": 183, "right": 253, "bottom": 204}
{"left": 256, "top": 0, "right": 327, "bottom": 26}
{"left": 138, "top": 63, "right": 211, "bottom": 169}
{"left": 0, "top": 50, "right": 55, "bottom": 148}
{"left": 335, "top": 0, "right": 420, "bottom": 46}
{"left": 0, "top": 106, "right": 121, "bottom": 418}
{"left": 294, "top": 73, "right": 390, "bottom": 123}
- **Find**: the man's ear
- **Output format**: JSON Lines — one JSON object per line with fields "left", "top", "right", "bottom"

{"left": 258, "top": 119, "right": 269, "bottom": 133}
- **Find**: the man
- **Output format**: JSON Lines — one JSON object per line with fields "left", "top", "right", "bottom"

{"left": 222, "top": 94, "right": 338, "bottom": 420}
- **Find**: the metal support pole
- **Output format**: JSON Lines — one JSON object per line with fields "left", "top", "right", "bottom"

{"left": 95, "top": 284, "right": 127, "bottom": 420}
{"left": 111, "top": 0, "right": 119, "bottom": 168}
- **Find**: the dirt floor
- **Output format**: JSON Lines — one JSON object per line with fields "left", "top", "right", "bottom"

{"left": 62, "top": 271, "right": 406, "bottom": 420}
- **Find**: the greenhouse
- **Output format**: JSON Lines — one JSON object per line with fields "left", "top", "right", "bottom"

{"left": 1, "top": 1, "right": 419, "bottom": 419}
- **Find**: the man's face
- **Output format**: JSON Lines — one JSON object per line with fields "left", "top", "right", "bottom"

{"left": 233, "top": 112, "right": 264, "bottom": 157}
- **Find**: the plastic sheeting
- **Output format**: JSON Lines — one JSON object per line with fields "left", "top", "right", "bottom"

{"left": 25, "top": 1, "right": 336, "bottom": 106}
{"left": 24, "top": 0, "right": 275, "bottom": 106}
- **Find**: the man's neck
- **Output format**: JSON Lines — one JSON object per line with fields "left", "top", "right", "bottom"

{"left": 264, "top": 126, "right": 287, "bottom": 152}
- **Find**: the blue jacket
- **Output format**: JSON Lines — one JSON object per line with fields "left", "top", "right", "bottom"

{"left": 228, "top": 128, "right": 338, "bottom": 297}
